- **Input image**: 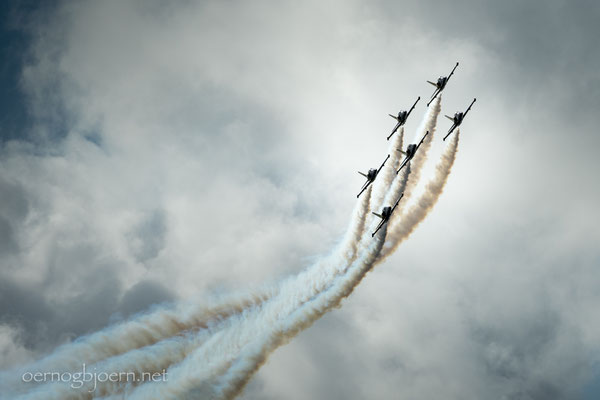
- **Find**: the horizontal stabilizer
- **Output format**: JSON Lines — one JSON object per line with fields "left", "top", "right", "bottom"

{"left": 388, "top": 114, "right": 398, "bottom": 120}
{"left": 358, "top": 171, "right": 368, "bottom": 178}
{"left": 427, "top": 80, "right": 437, "bottom": 87}
{"left": 445, "top": 115, "right": 453, "bottom": 120}
{"left": 372, "top": 212, "right": 383, "bottom": 219}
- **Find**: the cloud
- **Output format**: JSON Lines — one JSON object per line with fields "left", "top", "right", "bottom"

{"left": 127, "top": 209, "right": 167, "bottom": 263}
{"left": 117, "top": 279, "right": 174, "bottom": 318}
{"left": 0, "top": 324, "right": 34, "bottom": 369}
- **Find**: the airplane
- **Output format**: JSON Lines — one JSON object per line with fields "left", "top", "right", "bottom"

{"left": 396, "top": 131, "right": 429, "bottom": 174}
{"left": 426, "top": 62, "right": 459, "bottom": 107}
{"left": 357, "top": 154, "right": 390, "bottom": 198}
{"left": 387, "top": 97, "right": 420, "bottom": 140}
{"left": 443, "top": 98, "right": 476, "bottom": 141}
{"left": 371, "top": 193, "right": 404, "bottom": 237}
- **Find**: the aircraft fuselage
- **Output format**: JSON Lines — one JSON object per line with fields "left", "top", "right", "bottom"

{"left": 396, "top": 110, "right": 408, "bottom": 123}
{"left": 437, "top": 76, "right": 448, "bottom": 89}
{"left": 381, "top": 206, "right": 392, "bottom": 220}
{"left": 453, "top": 112, "right": 464, "bottom": 125}
{"left": 367, "top": 169, "right": 377, "bottom": 181}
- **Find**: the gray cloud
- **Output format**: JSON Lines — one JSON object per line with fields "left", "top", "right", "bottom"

{"left": 117, "top": 280, "right": 174, "bottom": 318}
{"left": 0, "top": 270, "right": 174, "bottom": 357}
{"left": 0, "top": 177, "right": 29, "bottom": 256}
{"left": 127, "top": 209, "right": 168, "bottom": 263}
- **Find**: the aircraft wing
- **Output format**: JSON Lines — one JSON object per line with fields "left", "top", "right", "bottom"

{"left": 396, "top": 158, "right": 409, "bottom": 174}
{"left": 371, "top": 220, "right": 385, "bottom": 237}
{"left": 387, "top": 122, "right": 402, "bottom": 140}
{"left": 427, "top": 89, "right": 440, "bottom": 107}
{"left": 443, "top": 125, "right": 457, "bottom": 141}
{"left": 416, "top": 130, "right": 429, "bottom": 150}
{"left": 446, "top": 62, "right": 459, "bottom": 82}
{"left": 390, "top": 193, "right": 404, "bottom": 214}
{"left": 462, "top": 98, "right": 476, "bottom": 118}
{"left": 357, "top": 181, "right": 372, "bottom": 198}
{"left": 377, "top": 154, "right": 390, "bottom": 173}
{"left": 406, "top": 96, "right": 420, "bottom": 118}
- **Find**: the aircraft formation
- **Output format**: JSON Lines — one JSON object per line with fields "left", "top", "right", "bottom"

{"left": 356, "top": 62, "right": 476, "bottom": 237}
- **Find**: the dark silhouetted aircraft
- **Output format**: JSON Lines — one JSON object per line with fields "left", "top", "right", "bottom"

{"left": 396, "top": 131, "right": 429, "bottom": 174}
{"left": 387, "top": 97, "right": 420, "bottom": 140}
{"left": 371, "top": 193, "right": 404, "bottom": 237}
{"left": 443, "top": 98, "right": 476, "bottom": 141}
{"left": 427, "top": 62, "right": 459, "bottom": 107}
{"left": 357, "top": 154, "right": 390, "bottom": 198}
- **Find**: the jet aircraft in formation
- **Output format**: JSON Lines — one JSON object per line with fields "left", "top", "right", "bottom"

{"left": 357, "top": 154, "right": 390, "bottom": 198}
{"left": 396, "top": 131, "right": 429, "bottom": 174}
{"left": 354, "top": 61, "right": 475, "bottom": 238}
{"left": 443, "top": 98, "right": 476, "bottom": 141}
{"left": 372, "top": 193, "right": 404, "bottom": 237}
{"left": 387, "top": 97, "right": 420, "bottom": 140}
{"left": 427, "top": 62, "right": 459, "bottom": 107}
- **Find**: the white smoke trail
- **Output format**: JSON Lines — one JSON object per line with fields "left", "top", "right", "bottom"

{"left": 89, "top": 163, "right": 376, "bottom": 399}
{"left": 209, "top": 146, "right": 413, "bottom": 398}
{"left": 215, "top": 225, "right": 388, "bottom": 400}
{"left": 340, "top": 185, "right": 373, "bottom": 263}
{"left": 0, "top": 290, "right": 272, "bottom": 398}
{"left": 201, "top": 131, "right": 456, "bottom": 400}
{"left": 391, "top": 95, "right": 441, "bottom": 221}
{"left": 113, "top": 189, "right": 378, "bottom": 400}
{"left": 11, "top": 185, "right": 375, "bottom": 400}
{"left": 379, "top": 130, "right": 460, "bottom": 261}
{"left": 371, "top": 127, "right": 404, "bottom": 211}
{"left": 209, "top": 156, "right": 411, "bottom": 398}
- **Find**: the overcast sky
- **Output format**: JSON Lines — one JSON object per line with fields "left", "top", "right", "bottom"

{"left": 1, "top": 0, "right": 599, "bottom": 399}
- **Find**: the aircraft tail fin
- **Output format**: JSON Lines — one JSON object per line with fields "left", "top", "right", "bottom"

{"left": 427, "top": 80, "right": 437, "bottom": 87}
